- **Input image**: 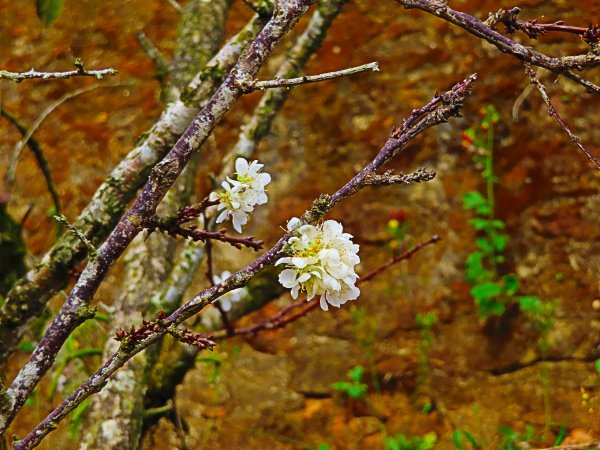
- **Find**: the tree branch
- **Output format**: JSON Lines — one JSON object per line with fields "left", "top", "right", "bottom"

{"left": 249, "top": 61, "right": 379, "bottom": 91}
{"left": 0, "top": 11, "right": 268, "bottom": 370}
{"left": 2, "top": 0, "right": 316, "bottom": 439}
{"left": 12, "top": 75, "right": 474, "bottom": 449}
{"left": 394, "top": 0, "right": 600, "bottom": 93}
{"left": 523, "top": 64, "right": 600, "bottom": 171}
{"left": 0, "top": 106, "right": 61, "bottom": 214}
{"left": 0, "top": 60, "right": 117, "bottom": 82}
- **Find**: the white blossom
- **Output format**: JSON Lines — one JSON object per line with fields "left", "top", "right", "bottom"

{"left": 209, "top": 158, "right": 271, "bottom": 233}
{"left": 276, "top": 218, "right": 360, "bottom": 311}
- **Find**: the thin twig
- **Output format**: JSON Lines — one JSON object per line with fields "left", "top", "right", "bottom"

{"left": 0, "top": 106, "right": 61, "bottom": 214}
{"left": 523, "top": 64, "right": 600, "bottom": 171}
{"left": 8, "top": 82, "right": 127, "bottom": 182}
{"left": 136, "top": 31, "right": 169, "bottom": 82}
{"left": 250, "top": 62, "right": 379, "bottom": 91}
{"left": 0, "top": 61, "right": 117, "bottom": 82}
{"left": 53, "top": 215, "right": 98, "bottom": 260}
{"left": 360, "top": 235, "right": 441, "bottom": 283}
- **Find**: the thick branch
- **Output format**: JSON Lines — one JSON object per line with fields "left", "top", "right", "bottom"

{"left": 3, "top": 0, "right": 315, "bottom": 440}
{"left": 13, "top": 76, "right": 474, "bottom": 449}
{"left": 0, "top": 11, "right": 268, "bottom": 369}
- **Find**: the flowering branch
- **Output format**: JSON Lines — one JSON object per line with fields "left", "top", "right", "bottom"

{"left": 213, "top": 234, "right": 442, "bottom": 338}
{"left": 0, "top": 60, "right": 117, "bottom": 82}
{"left": 2, "top": 1, "right": 315, "bottom": 439}
{"left": 394, "top": 0, "right": 600, "bottom": 93}
{"left": 523, "top": 64, "right": 600, "bottom": 171}
{"left": 248, "top": 61, "right": 379, "bottom": 91}
{"left": 12, "top": 75, "right": 474, "bottom": 449}
{"left": 0, "top": 12, "right": 268, "bottom": 369}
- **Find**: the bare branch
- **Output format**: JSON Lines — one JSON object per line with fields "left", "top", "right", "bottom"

{"left": 12, "top": 76, "right": 475, "bottom": 449}
{"left": 8, "top": 82, "right": 128, "bottom": 183}
{"left": 523, "top": 64, "right": 600, "bottom": 171}
{"left": 359, "top": 168, "right": 437, "bottom": 188}
{"left": 249, "top": 61, "right": 379, "bottom": 91}
{"left": 3, "top": 1, "right": 315, "bottom": 439}
{"left": 394, "top": 0, "right": 600, "bottom": 93}
{"left": 0, "top": 60, "right": 117, "bottom": 83}
{"left": 0, "top": 106, "right": 61, "bottom": 214}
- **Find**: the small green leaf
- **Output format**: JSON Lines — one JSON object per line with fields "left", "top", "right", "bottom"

{"left": 490, "top": 233, "right": 508, "bottom": 251}
{"left": 463, "top": 191, "right": 488, "bottom": 211}
{"left": 594, "top": 358, "right": 600, "bottom": 374}
{"left": 453, "top": 430, "right": 465, "bottom": 450}
{"left": 475, "top": 237, "right": 493, "bottom": 254}
{"left": 518, "top": 296, "right": 544, "bottom": 315}
{"left": 36, "top": 0, "right": 63, "bottom": 27}
{"left": 348, "top": 365, "right": 364, "bottom": 382}
{"left": 469, "top": 218, "right": 489, "bottom": 231}
{"left": 471, "top": 282, "right": 502, "bottom": 301}
{"left": 476, "top": 298, "right": 505, "bottom": 317}
{"left": 502, "top": 274, "right": 520, "bottom": 296}
{"left": 463, "top": 431, "right": 481, "bottom": 449}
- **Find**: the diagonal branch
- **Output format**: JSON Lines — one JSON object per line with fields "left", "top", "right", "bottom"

{"left": 0, "top": 11, "right": 269, "bottom": 369}
{"left": 523, "top": 64, "right": 600, "bottom": 171}
{"left": 2, "top": 0, "right": 315, "bottom": 439}
{"left": 212, "top": 234, "right": 442, "bottom": 338}
{"left": 394, "top": 0, "right": 600, "bottom": 93}
{"left": 0, "top": 106, "right": 61, "bottom": 214}
{"left": 12, "top": 75, "right": 475, "bottom": 449}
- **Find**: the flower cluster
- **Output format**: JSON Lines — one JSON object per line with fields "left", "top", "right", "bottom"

{"left": 276, "top": 218, "right": 360, "bottom": 311}
{"left": 209, "top": 158, "right": 271, "bottom": 233}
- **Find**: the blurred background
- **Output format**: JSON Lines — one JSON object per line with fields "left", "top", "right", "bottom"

{"left": 1, "top": 0, "right": 599, "bottom": 448}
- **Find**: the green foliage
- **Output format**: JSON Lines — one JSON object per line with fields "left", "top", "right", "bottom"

{"left": 452, "top": 430, "right": 481, "bottom": 450}
{"left": 462, "top": 106, "right": 548, "bottom": 325}
{"left": 497, "top": 425, "right": 536, "bottom": 450}
{"left": 331, "top": 365, "right": 368, "bottom": 400}
{"left": 316, "top": 444, "right": 331, "bottom": 450}
{"left": 35, "top": 0, "right": 63, "bottom": 27}
{"left": 386, "top": 212, "right": 409, "bottom": 254}
{"left": 384, "top": 432, "right": 437, "bottom": 450}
